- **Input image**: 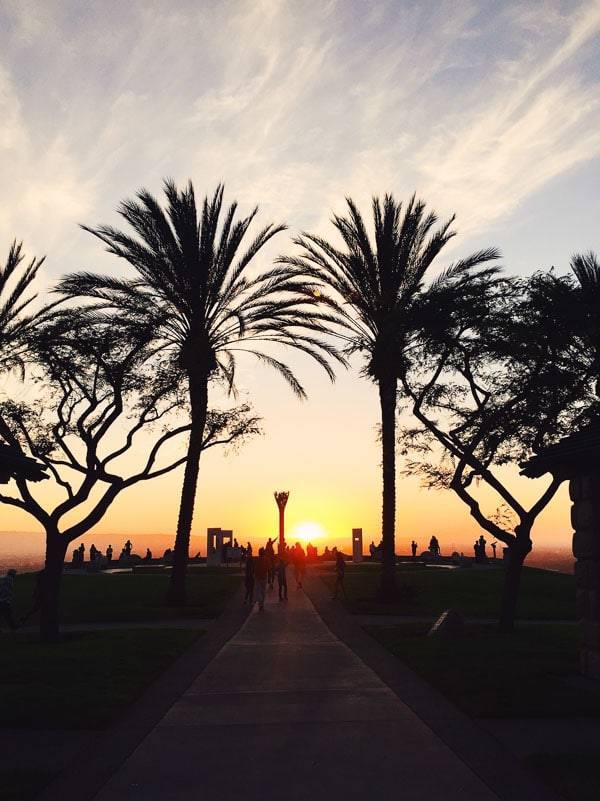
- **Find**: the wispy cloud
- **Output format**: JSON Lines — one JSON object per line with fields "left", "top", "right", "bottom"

{"left": 0, "top": 0, "right": 598, "bottom": 272}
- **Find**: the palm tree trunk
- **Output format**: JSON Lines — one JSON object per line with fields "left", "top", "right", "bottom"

{"left": 40, "top": 529, "right": 67, "bottom": 643}
{"left": 378, "top": 373, "right": 398, "bottom": 600}
{"left": 166, "top": 375, "right": 208, "bottom": 605}
{"left": 498, "top": 533, "right": 531, "bottom": 632}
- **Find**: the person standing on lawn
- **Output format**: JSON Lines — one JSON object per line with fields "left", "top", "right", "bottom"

{"left": 0, "top": 569, "right": 18, "bottom": 634}
{"left": 254, "top": 548, "right": 269, "bottom": 612}
{"left": 20, "top": 569, "right": 46, "bottom": 624}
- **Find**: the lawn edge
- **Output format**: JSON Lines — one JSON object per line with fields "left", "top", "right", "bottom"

{"left": 36, "top": 582, "right": 248, "bottom": 801}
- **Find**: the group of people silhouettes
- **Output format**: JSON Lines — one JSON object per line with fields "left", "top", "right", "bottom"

{"left": 473, "top": 535, "right": 497, "bottom": 563}
{"left": 243, "top": 539, "right": 309, "bottom": 611}
{"left": 243, "top": 539, "right": 348, "bottom": 611}
{"left": 71, "top": 539, "right": 135, "bottom": 566}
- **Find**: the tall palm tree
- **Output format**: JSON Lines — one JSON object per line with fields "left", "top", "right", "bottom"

{"left": 0, "top": 241, "right": 46, "bottom": 375}
{"left": 57, "top": 180, "right": 342, "bottom": 603}
{"left": 280, "top": 194, "right": 500, "bottom": 598}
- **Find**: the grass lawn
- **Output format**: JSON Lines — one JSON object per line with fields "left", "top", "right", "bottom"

{"left": 365, "top": 621, "right": 600, "bottom": 718}
{"left": 0, "top": 628, "right": 201, "bottom": 729}
{"left": 0, "top": 770, "right": 57, "bottom": 801}
{"left": 13, "top": 569, "right": 241, "bottom": 624}
{"left": 322, "top": 563, "right": 574, "bottom": 620}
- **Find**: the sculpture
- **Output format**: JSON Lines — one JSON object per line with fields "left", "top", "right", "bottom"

{"left": 274, "top": 491, "right": 289, "bottom": 554}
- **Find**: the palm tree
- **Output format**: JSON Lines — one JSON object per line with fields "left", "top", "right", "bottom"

{"left": 280, "top": 194, "right": 499, "bottom": 598}
{"left": 570, "top": 251, "right": 600, "bottom": 396}
{"left": 57, "top": 180, "right": 342, "bottom": 603}
{"left": 0, "top": 241, "right": 46, "bottom": 375}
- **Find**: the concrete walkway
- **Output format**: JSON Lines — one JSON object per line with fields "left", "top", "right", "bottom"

{"left": 92, "top": 587, "right": 504, "bottom": 801}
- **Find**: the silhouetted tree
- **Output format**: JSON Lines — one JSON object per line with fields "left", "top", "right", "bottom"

{"left": 280, "top": 194, "right": 499, "bottom": 598}
{"left": 57, "top": 181, "right": 341, "bottom": 603}
{"left": 0, "top": 313, "right": 261, "bottom": 640}
{"left": 400, "top": 272, "right": 596, "bottom": 630}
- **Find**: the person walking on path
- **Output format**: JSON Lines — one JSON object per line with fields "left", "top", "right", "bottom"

{"left": 332, "top": 551, "right": 347, "bottom": 600}
{"left": 276, "top": 554, "right": 288, "bottom": 602}
{"left": 293, "top": 542, "right": 306, "bottom": 590}
{"left": 265, "top": 538, "right": 276, "bottom": 590}
{"left": 244, "top": 551, "right": 255, "bottom": 604}
{"left": 254, "top": 548, "right": 269, "bottom": 612}
{"left": 0, "top": 569, "right": 18, "bottom": 635}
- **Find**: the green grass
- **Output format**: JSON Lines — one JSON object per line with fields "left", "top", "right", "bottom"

{"left": 0, "top": 770, "right": 57, "bottom": 801}
{"left": 0, "top": 628, "right": 201, "bottom": 729}
{"left": 323, "top": 564, "right": 574, "bottom": 620}
{"left": 366, "top": 621, "right": 600, "bottom": 718}
{"left": 524, "top": 754, "right": 600, "bottom": 801}
{"left": 13, "top": 570, "right": 241, "bottom": 624}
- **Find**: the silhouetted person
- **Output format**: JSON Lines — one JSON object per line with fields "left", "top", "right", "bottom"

{"left": 478, "top": 535, "right": 487, "bottom": 562}
{"left": 78, "top": 543, "right": 85, "bottom": 562}
{"left": 276, "top": 554, "right": 288, "bottom": 602}
{"left": 293, "top": 543, "right": 306, "bottom": 589}
{"left": 244, "top": 553, "right": 255, "bottom": 604}
{"left": 124, "top": 539, "right": 132, "bottom": 557}
{"left": 473, "top": 540, "right": 480, "bottom": 561}
{"left": 491, "top": 541, "right": 497, "bottom": 560}
{"left": 429, "top": 536, "right": 440, "bottom": 558}
{"left": 106, "top": 544, "right": 113, "bottom": 563}
{"left": 222, "top": 541, "right": 229, "bottom": 566}
{"left": 246, "top": 542, "right": 253, "bottom": 556}
{"left": 411, "top": 540, "right": 418, "bottom": 558}
{"left": 145, "top": 548, "right": 152, "bottom": 562}
{"left": 265, "top": 538, "right": 275, "bottom": 589}
{"left": 90, "top": 544, "right": 98, "bottom": 561}
{"left": 0, "top": 569, "right": 17, "bottom": 634}
{"left": 234, "top": 538, "right": 239, "bottom": 548}
{"left": 254, "top": 547, "right": 268, "bottom": 612}
{"left": 21, "top": 569, "right": 46, "bottom": 624}
{"left": 333, "top": 552, "right": 346, "bottom": 600}
{"left": 163, "top": 547, "right": 172, "bottom": 564}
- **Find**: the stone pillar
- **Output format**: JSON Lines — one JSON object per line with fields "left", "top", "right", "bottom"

{"left": 207, "top": 527, "right": 221, "bottom": 566}
{"left": 352, "top": 528, "right": 363, "bottom": 563}
{"left": 570, "top": 475, "right": 600, "bottom": 679}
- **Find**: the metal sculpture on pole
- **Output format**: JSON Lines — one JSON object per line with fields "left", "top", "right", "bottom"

{"left": 274, "top": 491, "right": 289, "bottom": 554}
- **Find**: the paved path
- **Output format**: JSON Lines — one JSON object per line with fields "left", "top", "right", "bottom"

{"left": 92, "top": 586, "right": 503, "bottom": 801}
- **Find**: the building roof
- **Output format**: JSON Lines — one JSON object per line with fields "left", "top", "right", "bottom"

{"left": 520, "top": 421, "right": 600, "bottom": 479}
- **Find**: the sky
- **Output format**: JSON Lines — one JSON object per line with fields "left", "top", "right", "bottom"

{"left": 0, "top": 0, "right": 599, "bottom": 558}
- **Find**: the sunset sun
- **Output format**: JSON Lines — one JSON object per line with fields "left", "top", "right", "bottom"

{"left": 289, "top": 521, "right": 325, "bottom": 545}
